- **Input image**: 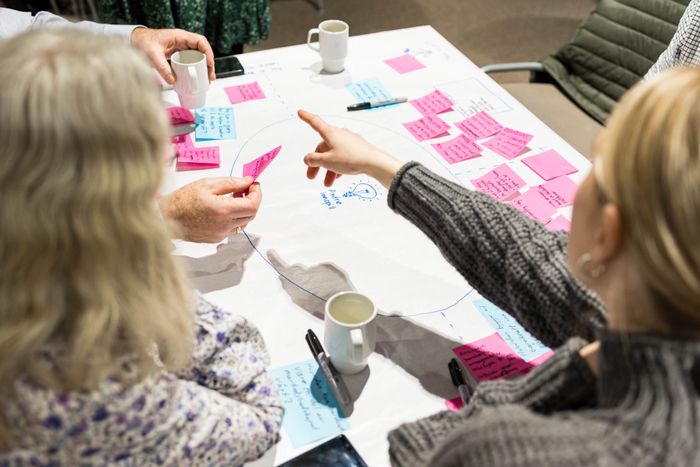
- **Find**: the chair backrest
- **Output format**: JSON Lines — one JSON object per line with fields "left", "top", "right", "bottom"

{"left": 540, "top": 0, "right": 690, "bottom": 124}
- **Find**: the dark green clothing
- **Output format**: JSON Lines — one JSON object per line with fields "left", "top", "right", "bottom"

{"left": 96, "top": 0, "right": 270, "bottom": 55}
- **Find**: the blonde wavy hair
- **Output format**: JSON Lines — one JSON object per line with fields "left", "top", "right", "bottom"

{"left": 599, "top": 68, "right": 700, "bottom": 335}
{"left": 0, "top": 30, "right": 194, "bottom": 445}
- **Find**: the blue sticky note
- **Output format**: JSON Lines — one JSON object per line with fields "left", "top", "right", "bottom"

{"left": 473, "top": 299, "right": 550, "bottom": 362}
{"left": 195, "top": 107, "right": 236, "bottom": 141}
{"left": 269, "top": 359, "right": 350, "bottom": 448}
{"left": 345, "top": 78, "right": 391, "bottom": 103}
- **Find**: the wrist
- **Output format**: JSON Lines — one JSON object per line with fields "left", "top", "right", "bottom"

{"left": 365, "top": 150, "right": 402, "bottom": 188}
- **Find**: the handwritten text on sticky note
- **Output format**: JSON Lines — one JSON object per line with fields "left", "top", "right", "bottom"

{"left": 470, "top": 164, "right": 526, "bottom": 201}
{"left": 168, "top": 106, "right": 195, "bottom": 125}
{"left": 482, "top": 128, "right": 533, "bottom": 159}
{"left": 473, "top": 298, "right": 550, "bottom": 362}
{"left": 171, "top": 133, "right": 194, "bottom": 156}
{"left": 243, "top": 145, "right": 282, "bottom": 181}
{"left": 522, "top": 149, "right": 578, "bottom": 181}
{"left": 410, "top": 89, "right": 454, "bottom": 116}
{"left": 432, "top": 134, "right": 481, "bottom": 164}
{"left": 345, "top": 78, "right": 391, "bottom": 103}
{"left": 384, "top": 54, "right": 426, "bottom": 74}
{"left": 456, "top": 111, "right": 503, "bottom": 140}
{"left": 225, "top": 82, "right": 266, "bottom": 105}
{"left": 403, "top": 114, "right": 450, "bottom": 141}
{"left": 269, "top": 359, "right": 350, "bottom": 448}
{"left": 539, "top": 176, "right": 578, "bottom": 208}
{"left": 195, "top": 107, "right": 236, "bottom": 141}
{"left": 453, "top": 333, "right": 533, "bottom": 382}
{"left": 511, "top": 188, "right": 557, "bottom": 221}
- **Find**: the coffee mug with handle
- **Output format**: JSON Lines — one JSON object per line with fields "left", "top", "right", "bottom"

{"left": 170, "top": 50, "right": 209, "bottom": 109}
{"left": 323, "top": 291, "right": 376, "bottom": 375}
{"left": 307, "top": 20, "right": 349, "bottom": 74}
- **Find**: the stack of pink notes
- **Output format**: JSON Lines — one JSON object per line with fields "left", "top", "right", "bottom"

{"left": 510, "top": 176, "right": 578, "bottom": 222}
{"left": 168, "top": 106, "right": 195, "bottom": 125}
{"left": 403, "top": 114, "right": 450, "bottom": 141}
{"left": 410, "top": 89, "right": 454, "bottom": 116}
{"left": 455, "top": 111, "right": 503, "bottom": 140}
{"left": 445, "top": 333, "right": 553, "bottom": 411}
{"left": 482, "top": 128, "right": 534, "bottom": 160}
{"left": 470, "top": 164, "right": 526, "bottom": 201}
{"left": 172, "top": 134, "right": 220, "bottom": 171}
{"left": 384, "top": 53, "right": 426, "bottom": 74}
{"left": 224, "top": 81, "right": 266, "bottom": 105}
{"left": 432, "top": 134, "right": 481, "bottom": 164}
{"left": 522, "top": 149, "right": 578, "bottom": 181}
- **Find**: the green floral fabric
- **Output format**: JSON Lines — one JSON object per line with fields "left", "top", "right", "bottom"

{"left": 96, "top": 0, "right": 270, "bottom": 55}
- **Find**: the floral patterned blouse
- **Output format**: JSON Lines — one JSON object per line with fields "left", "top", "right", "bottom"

{"left": 0, "top": 294, "right": 283, "bottom": 466}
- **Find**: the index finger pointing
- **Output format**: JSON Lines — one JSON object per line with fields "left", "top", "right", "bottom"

{"left": 298, "top": 109, "right": 332, "bottom": 139}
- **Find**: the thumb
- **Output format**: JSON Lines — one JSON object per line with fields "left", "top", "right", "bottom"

{"left": 207, "top": 176, "right": 253, "bottom": 195}
{"left": 304, "top": 152, "right": 327, "bottom": 168}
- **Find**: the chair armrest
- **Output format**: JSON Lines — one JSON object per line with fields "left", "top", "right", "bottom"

{"left": 480, "top": 62, "right": 545, "bottom": 74}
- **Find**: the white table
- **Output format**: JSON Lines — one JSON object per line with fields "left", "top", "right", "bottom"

{"left": 162, "top": 25, "right": 591, "bottom": 466}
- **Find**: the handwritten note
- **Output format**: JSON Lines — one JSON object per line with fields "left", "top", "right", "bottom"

{"left": 168, "top": 106, "right": 195, "bottom": 125}
{"left": 539, "top": 176, "right": 578, "bottom": 208}
{"left": 453, "top": 333, "right": 533, "bottom": 382}
{"left": 384, "top": 53, "right": 426, "bottom": 74}
{"left": 432, "top": 134, "right": 481, "bottom": 164}
{"left": 470, "top": 164, "right": 526, "bottom": 201}
{"left": 482, "top": 128, "right": 533, "bottom": 159}
{"left": 546, "top": 215, "right": 572, "bottom": 232}
{"left": 511, "top": 188, "right": 557, "bottom": 221}
{"left": 225, "top": 82, "right": 266, "bottom": 104}
{"left": 522, "top": 149, "right": 578, "bottom": 181}
{"left": 345, "top": 78, "right": 391, "bottom": 103}
{"left": 455, "top": 111, "right": 503, "bottom": 140}
{"left": 171, "top": 133, "right": 194, "bottom": 156}
{"left": 403, "top": 114, "right": 450, "bottom": 141}
{"left": 176, "top": 146, "right": 220, "bottom": 171}
{"left": 269, "top": 359, "right": 350, "bottom": 448}
{"left": 473, "top": 299, "right": 550, "bottom": 362}
{"left": 410, "top": 90, "right": 454, "bottom": 116}
{"left": 195, "top": 107, "right": 236, "bottom": 141}
{"left": 242, "top": 145, "right": 282, "bottom": 181}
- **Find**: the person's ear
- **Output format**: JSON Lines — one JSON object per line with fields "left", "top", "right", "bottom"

{"left": 591, "top": 203, "right": 623, "bottom": 265}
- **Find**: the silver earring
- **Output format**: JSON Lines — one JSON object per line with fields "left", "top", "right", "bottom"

{"left": 576, "top": 252, "right": 606, "bottom": 278}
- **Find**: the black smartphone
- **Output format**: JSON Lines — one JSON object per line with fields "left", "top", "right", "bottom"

{"left": 214, "top": 55, "right": 245, "bottom": 79}
{"left": 277, "top": 435, "right": 368, "bottom": 467}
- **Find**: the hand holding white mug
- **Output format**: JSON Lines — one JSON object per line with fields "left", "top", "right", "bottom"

{"left": 307, "top": 20, "right": 349, "bottom": 73}
{"left": 171, "top": 50, "right": 210, "bottom": 108}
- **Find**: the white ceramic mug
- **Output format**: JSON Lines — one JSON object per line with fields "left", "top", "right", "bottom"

{"left": 307, "top": 20, "right": 349, "bottom": 73}
{"left": 324, "top": 291, "right": 376, "bottom": 375}
{"left": 171, "top": 50, "right": 209, "bottom": 109}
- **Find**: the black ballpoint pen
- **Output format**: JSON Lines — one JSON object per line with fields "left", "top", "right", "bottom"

{"left": 448, "top": 358, "right": 474, "bottom": 405}
{"left": 305, "top": 329, "right": 353, "bottom": 417}
{"left": 346, "top": 96, "right": 408, "bottom": 111}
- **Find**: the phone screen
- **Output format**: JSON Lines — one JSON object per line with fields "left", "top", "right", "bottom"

{"left": 214, "top": 56, "right": 245, "bottom": 78}
{"left": 277, "top": 435, "right": 368, "bottom": 467}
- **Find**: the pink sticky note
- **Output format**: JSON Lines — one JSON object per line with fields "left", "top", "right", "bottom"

{"left": 171, "top": 133, "right": 195, "bottom": 156}
{"left": 225, "top": 82, "right": 266, "bottom": 105}
{"left": 470, "top": 164, "right": 526, "bottom": 201}
{"left": 522, "top": 149, "right": 578, "bottom": 181}
{"left": 410, "top": 90, "right": 454, "bottom": 116}
{"left": 546, "top": 215, "right": 572, "bottom": 232}
{"left": 482, "top": 128, "right": 533, "bottom": 160}
{"left": 168, "top": 106, "right": 195, "bottom": 125}
{"left": 432, "top": 134, "right": 481, "bottom": 164}
{"left": 511, "top": 188, "right": 558, "bottom": 222}
{"left": 243, "top": 145, "right": 282, "bottom": 181}
{"left": 176, "top": 146, "right": 220, "bottom": 171}
{"left": 539, "top": 176, "right": 578, "bottom": 208}
{"left": 456, "top": 111, "right": 504, "bottom": 140}
{"left": 452, "top": 333, "right": 533, "bottom": 382}
{"left": 402, "top": 114, "right": 450, "bottom": 141}
{"left": 384, "top": 54, "right": 426, "bottom": 74}
{"left": 445, "top": 397, "right": 464, "bottom": 412}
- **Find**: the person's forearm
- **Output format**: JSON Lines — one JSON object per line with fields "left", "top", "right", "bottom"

{"left": 387, "top": 162, "right": 607, "bottom": 347}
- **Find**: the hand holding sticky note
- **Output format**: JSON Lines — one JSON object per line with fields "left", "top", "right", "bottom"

{"left": 243, "top": 145, "right": 282, "bottom": 181}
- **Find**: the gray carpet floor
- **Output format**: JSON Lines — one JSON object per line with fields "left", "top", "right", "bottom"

{"left": 248, "top": 0, "right": 598, "bottom": 83}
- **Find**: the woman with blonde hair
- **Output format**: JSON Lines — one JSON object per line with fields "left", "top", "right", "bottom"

{"left": 298, "top": 67, "right": 700, "bottom": 465}
{"left": 0, "top": 29, "right": 281, "bottom": 464}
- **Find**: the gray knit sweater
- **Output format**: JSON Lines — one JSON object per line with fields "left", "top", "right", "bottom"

{"left": 386, "top": 162, "right": 700, "bottom": 466}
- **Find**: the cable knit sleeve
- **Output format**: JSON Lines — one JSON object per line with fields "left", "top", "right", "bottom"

{"left": 387, "top": 162, "right": 606, "bottom": 347}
